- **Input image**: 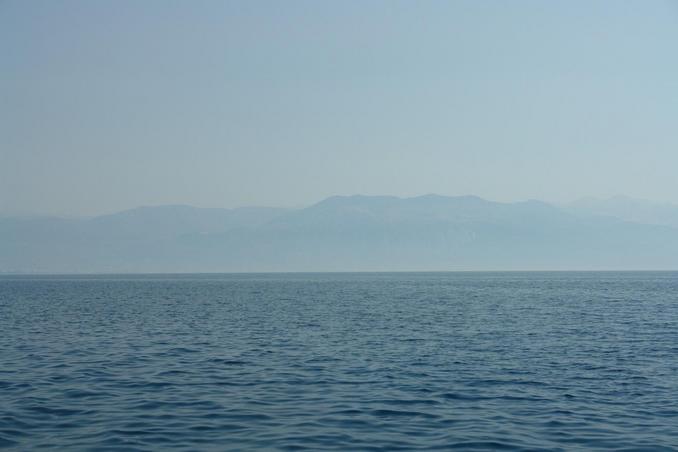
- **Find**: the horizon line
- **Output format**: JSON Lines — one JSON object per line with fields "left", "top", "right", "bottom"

{"left": 3, "top": 269, "right": 678, "bottom": 277}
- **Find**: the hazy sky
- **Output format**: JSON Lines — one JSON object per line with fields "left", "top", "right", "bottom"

{"left": 2, "top": 0, "right": 678, "bottom": 216}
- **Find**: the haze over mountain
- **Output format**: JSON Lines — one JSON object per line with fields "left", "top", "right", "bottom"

{"left": 2, "top": 195, "right": 678, "bottom": 273}
{"left": 566, "top": 196, "right": 678, "bottom": 228}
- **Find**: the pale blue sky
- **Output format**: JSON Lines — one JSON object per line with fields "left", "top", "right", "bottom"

{"left": 2, "top": 0, "right": 677, "bottom": 216}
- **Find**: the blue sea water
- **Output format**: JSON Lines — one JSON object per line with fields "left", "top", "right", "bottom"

{"left": 1, "top": 272, "right": 678, "bottom": 451}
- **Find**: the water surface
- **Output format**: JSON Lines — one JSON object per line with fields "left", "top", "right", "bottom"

{"left": 1, "top": 272, "right": 677, "bottom": 450}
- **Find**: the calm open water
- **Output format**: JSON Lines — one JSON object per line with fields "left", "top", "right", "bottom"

{"left": 1, "top": 272, "right": 677, "bottom": 451}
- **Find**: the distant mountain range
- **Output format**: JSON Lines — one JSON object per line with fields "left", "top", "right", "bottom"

{"left": 2, "top": 195, "right": 678, "bottom": 272}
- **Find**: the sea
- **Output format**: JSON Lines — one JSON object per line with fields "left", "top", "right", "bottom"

{"left": 1, "top": 272, "right": 677, "bottom": 451}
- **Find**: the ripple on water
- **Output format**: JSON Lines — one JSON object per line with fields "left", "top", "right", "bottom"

{"left": 1, "top": 272, "right": 678, "bottom": 450}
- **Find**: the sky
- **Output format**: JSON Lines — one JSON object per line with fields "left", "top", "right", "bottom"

{"left": 2, "top": 0, "right": 678, "bottom": 216}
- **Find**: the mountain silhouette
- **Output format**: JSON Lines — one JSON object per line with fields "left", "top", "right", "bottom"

{"left": 2, "top": 195, "right": 678, "bottom": 272}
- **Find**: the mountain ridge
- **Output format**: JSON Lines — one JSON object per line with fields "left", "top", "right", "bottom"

{"left": 2, "top": 195, "right": 678, "bottom": 273}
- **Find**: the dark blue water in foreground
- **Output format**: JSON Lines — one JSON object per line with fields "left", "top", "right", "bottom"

{"left": 2, "top": 272, "right": 678, "bottom": 451}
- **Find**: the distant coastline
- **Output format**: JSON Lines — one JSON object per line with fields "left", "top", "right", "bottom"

{"left": 3, "top": 195, "right": 678, "bottom": 273}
